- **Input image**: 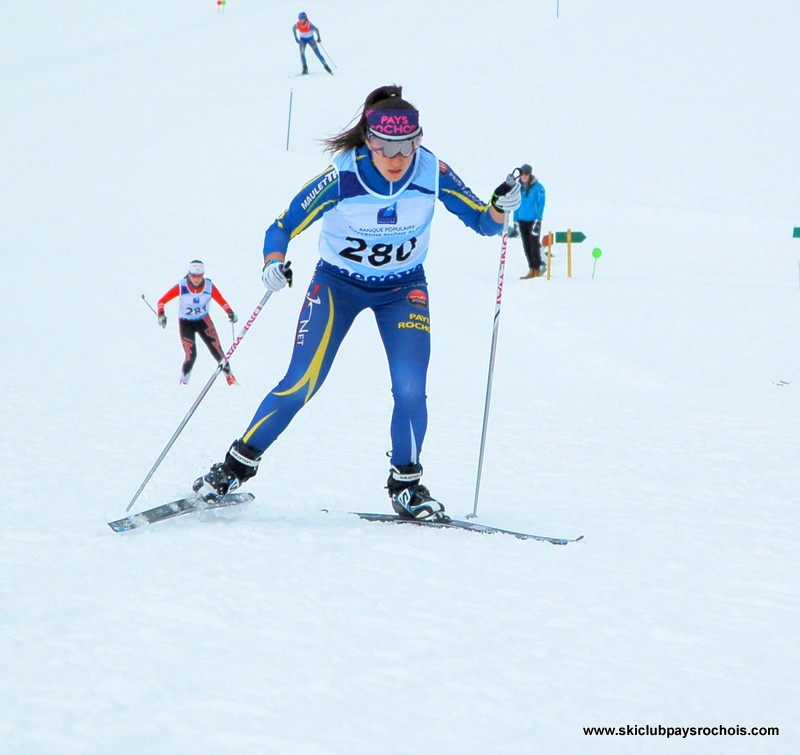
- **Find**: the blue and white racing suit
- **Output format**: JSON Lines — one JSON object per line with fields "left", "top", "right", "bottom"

{"left": 241, "top": 144, "right": 502, "bottom": 466}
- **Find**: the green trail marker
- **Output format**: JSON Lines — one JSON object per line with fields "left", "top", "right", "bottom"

{"left": 591, "top": 247, "right": 602, "bottom": 279}
{"left": 794, "top": 228, "right": 800, "bottom": 289}
{"left": 555, "top": 231, "right": 587, "bottom": 244}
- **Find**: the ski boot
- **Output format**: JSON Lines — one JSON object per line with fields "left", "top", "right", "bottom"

{"left": 193, "top": 439, "right": 261, "bottom": 501}
{"left": 324, "top": 64, "right": 333, "bottom": 75}
{"left": 386, "top": 463, "right": 448, "bottom": 521}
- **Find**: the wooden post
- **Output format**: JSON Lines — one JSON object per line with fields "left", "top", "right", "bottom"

{"left": 567, "top": 229, "right": 573, "bottom": 278}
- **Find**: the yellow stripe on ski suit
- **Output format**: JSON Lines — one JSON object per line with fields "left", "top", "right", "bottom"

{"left": 290, "top": 198, "right": 337, "bottom": 238}
{"left": 273, "top": 287, "right": 335, "bottom": 401}
{"left": 439, "top": 187, "right": 489, "bottom": 212}
{"left": 242, "top": 287, "right": 336, "bottom": 446}
{"left": 243, "top": 410, "right": 277, "bottom": 445}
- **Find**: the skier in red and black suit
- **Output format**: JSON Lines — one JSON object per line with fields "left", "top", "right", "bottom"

{"left": 156, "top": 260, "right": 238, "bottom": 386}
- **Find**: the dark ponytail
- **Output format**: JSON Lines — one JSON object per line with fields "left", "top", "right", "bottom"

{"left": 323, "top": 85, "right": 418, "bottom": 155}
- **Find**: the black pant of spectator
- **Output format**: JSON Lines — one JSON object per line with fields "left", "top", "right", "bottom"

{"left": 518, "top": 219, "right": 543, "bottom": 270}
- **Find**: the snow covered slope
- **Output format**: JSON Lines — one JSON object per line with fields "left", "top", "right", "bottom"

{"left": 2, "top": 1, "right": 798, "bottom": 752}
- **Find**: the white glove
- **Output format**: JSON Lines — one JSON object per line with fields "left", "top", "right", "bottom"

{"left": 491, "top": 179, "right": 522, "bottom": 213}
{"left": 262, "top": 260, "right": 292, "bottom": 292}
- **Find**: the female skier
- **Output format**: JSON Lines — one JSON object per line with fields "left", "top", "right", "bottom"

{"left": 156, "top": 260, "right": 238, "bottom": 386}
{"left": 193, "top": 85, "right": 521, "bottom": 520}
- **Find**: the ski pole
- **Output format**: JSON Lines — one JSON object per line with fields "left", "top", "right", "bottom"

{"left": 319, "top": 42, "right": 337, "bottom": 68}
{"left": 468, "top": 174, "right": 518, "bottom": 519}
{"left": 141, "top": 294, "right": 158, "bottom": 316}
{"left": 125, "top": 285, "right": 278, "bottom": 512}
{"left": 286, "top": 88, "right": 293, "bottom": 151}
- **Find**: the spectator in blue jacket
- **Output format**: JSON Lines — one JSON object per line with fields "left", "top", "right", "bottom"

{"left": 292, "top": 12, "right": 332, "bottom": 75}
{"left": 515, "top": 164, "right": 546, "bottom": 279}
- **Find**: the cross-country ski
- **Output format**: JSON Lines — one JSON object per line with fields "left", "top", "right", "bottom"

{"left": 107, "top": 492, "right": 254, "bottom": 532}
{"left": 332, "top": 511, "right": 582, "bottom": 545}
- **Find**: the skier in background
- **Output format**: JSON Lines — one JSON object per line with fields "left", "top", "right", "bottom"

{"left": 192, "top": 84, "right": 521, "bottom": 521}
{"left": 156, "top": 260, "right": 238, "bottom": 386}
{"left": 515, "top": 163, "right": 546, "bottom": 279}
{"left": 292, "top": 11, "right": 332, "bottom": 75}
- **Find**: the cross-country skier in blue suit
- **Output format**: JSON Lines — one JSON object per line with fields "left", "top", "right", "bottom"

{"left": 193, "top": 85, "right": 521, "bottom": 520}
{"left": 293, "top": 12, "right": 332, "bottom": 75}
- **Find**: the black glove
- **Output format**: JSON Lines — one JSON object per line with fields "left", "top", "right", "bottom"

{"left": 228, "top": 311, "right": 238, "bottom": 324}
{"left": 158, "top": 313, "right": 167, "bottom": 329}
{"left": 490, "top": 177, "right": 522, "bottom": 213}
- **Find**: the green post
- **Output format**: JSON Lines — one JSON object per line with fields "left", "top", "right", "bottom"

{"left": 555, "top": 231, "right": 586, "bottom": 244}
{"left": 591, "top": 248, "right": 602, "bottom": 279}
{"left": 795, "top": 229, "right": 800, "bottom": 289}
